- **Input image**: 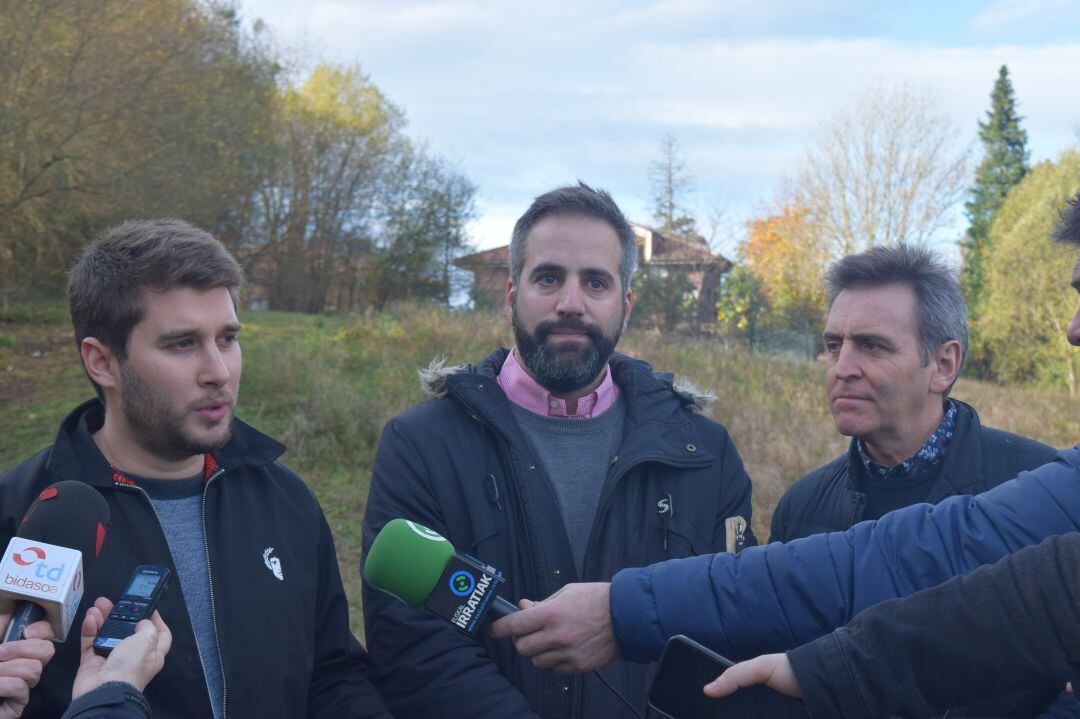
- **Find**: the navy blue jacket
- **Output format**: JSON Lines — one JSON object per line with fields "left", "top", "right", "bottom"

{"left": 771, "top": 400, "right": 1057, "bottom": 542}
{"left": 361, "top": 350, "right": 755, "bottom": 719}
{"left": 610, "top": 444, "right": 1080, "bottom": 665}
{"left": 0, "top": 400, "right": 392, "bottom": 719}
{"left": 765, "top": 400, "right": 1068, "bottom": 716}
{"left": 789, "top": 532, "right": 1080, "bottom": 718}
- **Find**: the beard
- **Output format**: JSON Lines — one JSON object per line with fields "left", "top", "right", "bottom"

{"left": 118, "top": 360, "right": 234, "bottom": 462}
{"left": 512, "top": 308, "right": 623, "bottom": 394}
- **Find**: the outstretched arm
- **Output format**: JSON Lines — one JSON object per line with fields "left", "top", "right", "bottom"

{"left": 707, "top": 533, "right": 1080, "bottom": 719}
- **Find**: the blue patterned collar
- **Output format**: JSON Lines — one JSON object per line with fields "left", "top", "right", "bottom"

{"left": 857, "top": 400, "right": 957, "bottom": 481}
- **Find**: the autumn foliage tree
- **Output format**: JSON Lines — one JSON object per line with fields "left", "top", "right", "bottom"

{"left": 0, "top": 0, "right": 277, "bottom": 306}
{"left": 743, "top": 203, "right": 828, "bottom": 357}
{"left": 0, "top": 2, "right": 477, "bottom": 315}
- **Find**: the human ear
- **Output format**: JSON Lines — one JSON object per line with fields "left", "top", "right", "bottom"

{"left": 81, "top": 338, "right": 120, "bottom": 390}
{"left": 929, "top": 340, "right": 962, "bottom": 394}
{"left": 504, "top": 280, "right": 516, "bottom": 325}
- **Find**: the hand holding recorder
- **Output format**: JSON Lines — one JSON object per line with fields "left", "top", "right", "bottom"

{"left": 73, "top": 596, "right": 172, "bottom": 701}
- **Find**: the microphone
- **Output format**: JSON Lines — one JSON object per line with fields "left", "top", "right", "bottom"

{"left": 364, "top": 519, "right": 517, "bottom": 636}
{"left": 0, "top": 482, "right": 109, "bottom": 643}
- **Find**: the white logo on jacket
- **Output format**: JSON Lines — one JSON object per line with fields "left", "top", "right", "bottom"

{"left": 262, "top": 547, "right": 284, "bottom": 581}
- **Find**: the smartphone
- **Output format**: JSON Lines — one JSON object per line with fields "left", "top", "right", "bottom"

{"left": 92, "top": 564, "right": 171, "bottom": 656}
{"left": 647, "top": 635, "right": 807, "bottom": 718}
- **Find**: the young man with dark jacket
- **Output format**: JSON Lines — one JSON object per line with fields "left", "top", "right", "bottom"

{"left": 361, "top": 183, "right": 755, "bottom": 718}
{"left": 491, "top": 189, "right": 1080, "bottom": 715}
{"left": 0, "top": 220, "right": 392, "bottom": 718}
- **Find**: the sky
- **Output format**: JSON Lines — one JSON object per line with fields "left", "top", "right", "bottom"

{"left": 237, "top": 0, "right": 1080, "bottom": 259}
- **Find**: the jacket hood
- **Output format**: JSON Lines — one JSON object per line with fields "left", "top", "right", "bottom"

{"left": 418, "top": 349, "right": 715, "bottom": 414}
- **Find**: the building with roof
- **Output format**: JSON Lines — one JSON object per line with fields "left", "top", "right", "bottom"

{"left": 454, "top": 222, "right": 732, "bottom": 330}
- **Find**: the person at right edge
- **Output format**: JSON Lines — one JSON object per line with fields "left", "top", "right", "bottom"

{"left": 766, "top": 244, "right": 1065, "bottom": 716}
{"left": 706, "top": 532, "right": 1080, "bottom": 719}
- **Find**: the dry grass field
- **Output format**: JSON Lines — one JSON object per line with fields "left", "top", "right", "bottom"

{"left": 2, "top": 304, "right": 1077, "bottom": 638}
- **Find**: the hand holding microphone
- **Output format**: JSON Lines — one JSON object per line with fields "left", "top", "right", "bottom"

{"left": 0, "top": 613, "right": 54, "bottom": 719}
{"left": 0, "top": 481, "right": 110, "bottom": 717}
{"left": 364, "top": 519, "right": 517, "bottom": 635}
{"left": 0, "top": 481, "right": 109, "bottom": 644}
{"left": 365, "top": 519, "right": 641, "bottom": 717}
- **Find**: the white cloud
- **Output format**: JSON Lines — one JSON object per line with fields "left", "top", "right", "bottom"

{"left": 240, "top": 0, "right": 1080, "bottom": 252}
{"left": 972, "top": 0, "right": 1080, "bottom": 34}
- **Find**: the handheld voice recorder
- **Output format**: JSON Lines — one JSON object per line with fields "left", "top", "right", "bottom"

{"left": 92, "top": 564, "right": 170, "bottom": 656}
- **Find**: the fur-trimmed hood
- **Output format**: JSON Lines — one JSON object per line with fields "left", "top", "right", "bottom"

{"left": 417, "top": 350, "right": 715, "bottom": 414}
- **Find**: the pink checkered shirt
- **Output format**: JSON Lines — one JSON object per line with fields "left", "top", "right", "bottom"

{"left": 497, "top": 348, "right": 618, "bottom": 419}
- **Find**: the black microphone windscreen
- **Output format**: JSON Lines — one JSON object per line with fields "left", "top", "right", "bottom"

{"left": 16, "top": 481, "right": 109, "bottom": 568}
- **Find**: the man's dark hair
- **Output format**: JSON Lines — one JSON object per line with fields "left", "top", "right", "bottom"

{"left": 1052, "top": 188, "right": 1080, "bottom": 246}
{"left": 68, "top": 218, "right": 244, "bottom": 375}
{"left": 509, "top": 182, "right": 637, "bottom": 291}
{"left": 825, "top": 244, "right": 968, "bottom": 389}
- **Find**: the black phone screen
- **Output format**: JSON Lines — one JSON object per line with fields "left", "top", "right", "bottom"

{"left": 647, "top": 635, "right": 808, "bottom": 719}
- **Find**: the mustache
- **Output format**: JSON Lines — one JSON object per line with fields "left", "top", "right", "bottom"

{"left": 535, "top": 317, "right": 603, "bottom": 341}
{"left": 191, "top": 393, "right": 235, "bottom": 411}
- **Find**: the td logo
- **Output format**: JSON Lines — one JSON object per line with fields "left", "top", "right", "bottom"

{"left": 11, "top": 546, "right": 65, "bottom": 581}
{"left": 449, "top": 570, "right": 475, "bottom": 597}
{"left": 12, "top": 547, "right": 46, "bottom": 567}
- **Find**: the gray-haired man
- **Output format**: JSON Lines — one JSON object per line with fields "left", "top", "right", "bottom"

{"left": 767, "top": 243, "right": 1063, "bottom": 717}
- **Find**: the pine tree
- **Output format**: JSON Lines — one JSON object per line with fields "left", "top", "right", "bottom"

{"left": 963, "top": 65, "right": 1029, "bottom": 316}
{"left": 649, "top": 133, "right": 702, "bottom": 241}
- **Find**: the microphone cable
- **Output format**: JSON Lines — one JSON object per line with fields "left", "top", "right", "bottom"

{"left": 592, "top": 668, "right": 643, "bottom": 719}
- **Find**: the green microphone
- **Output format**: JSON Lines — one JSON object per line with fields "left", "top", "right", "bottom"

{"left": 364, "top": 518, "right": 517, "bottom": 636}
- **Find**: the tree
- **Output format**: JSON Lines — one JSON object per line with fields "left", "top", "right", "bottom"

{"left": 716, "top": 261, "right": 769, "bottom": 353}
{"left": 247, "top": 64, "right": 477, "bottom": 313}
{"left": 364, "top": 146, "right": 476, "bottom": 309}
{"left": 744, "top": 202, "right": 828, "bottom": 358}
{"left": 797, "top": 84, "right": 970, "bottom": 256}
{"left": 632, "top": 266, "right": 695, "bottom": 330}
{"left": 250, "top": 64, "right": 402, "bottom": 313}
{"left": 649, "top": 133, "right": 702, "bottom": 241}
{"left": 962, "top": 65, "right": 1029, "bottom": 319}
{"left": 0, "top": 0, "right": 277, "bottom": 307}
{"left": 978, "top": 150, "right": 1080, "bottom": 395}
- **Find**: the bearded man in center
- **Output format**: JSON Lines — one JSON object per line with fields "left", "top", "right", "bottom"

{"left": 361, "top": 182, "right": 756, "bottom": 718}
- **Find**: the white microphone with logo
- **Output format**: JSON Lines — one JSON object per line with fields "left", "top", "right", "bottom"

{"left": 0, "top": 482, "right": 110, "bottom": 643}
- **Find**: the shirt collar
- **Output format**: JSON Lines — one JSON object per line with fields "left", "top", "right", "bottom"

{"left": 496, "top": 347, "right": 618, "bottom": 419}
{"left": 857, "top": 399, "right": 958, "bottom": 481}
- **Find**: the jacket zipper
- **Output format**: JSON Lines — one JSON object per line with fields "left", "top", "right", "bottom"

{"left": 460, "top": 388, "right": 705, "bottom": 719}
{"left": 120, "top": 480, "right": 224, "bottom": 718}
{"left": 847, "top": 493, "right": 864, "bottom": 526}
{"left": 583, "top": 453, "right": 709, "bottom": 575}
{"left": 578, "top": 454, "right": 710, "bottom": 719}
{"left": 202, "top": 466, "right": 229, "bottom": 719}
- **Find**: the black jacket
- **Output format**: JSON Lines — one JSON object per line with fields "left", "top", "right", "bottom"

{"left": 767, "top": 398, "right": 1069, "bottom": 717}
{"left": 770, "top": 399, "right": 1057, "bottom": 542}
{"left": 361, "top": 350, "right": 755, "bottom": 719}
{"left": 0, "top": 400, "right": 392, "bottom": 719}
{"left": 789, "top": 531, "right": 1080, "bottom": 719}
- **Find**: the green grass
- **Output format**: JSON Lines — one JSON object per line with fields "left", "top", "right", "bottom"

{"left": 2, "top": 303, "right": 1078, "bottom": 639}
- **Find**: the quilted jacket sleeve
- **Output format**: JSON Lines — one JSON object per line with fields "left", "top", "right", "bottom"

{"left": 611, "top": 447, "right": 1080, "bottom": 662}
